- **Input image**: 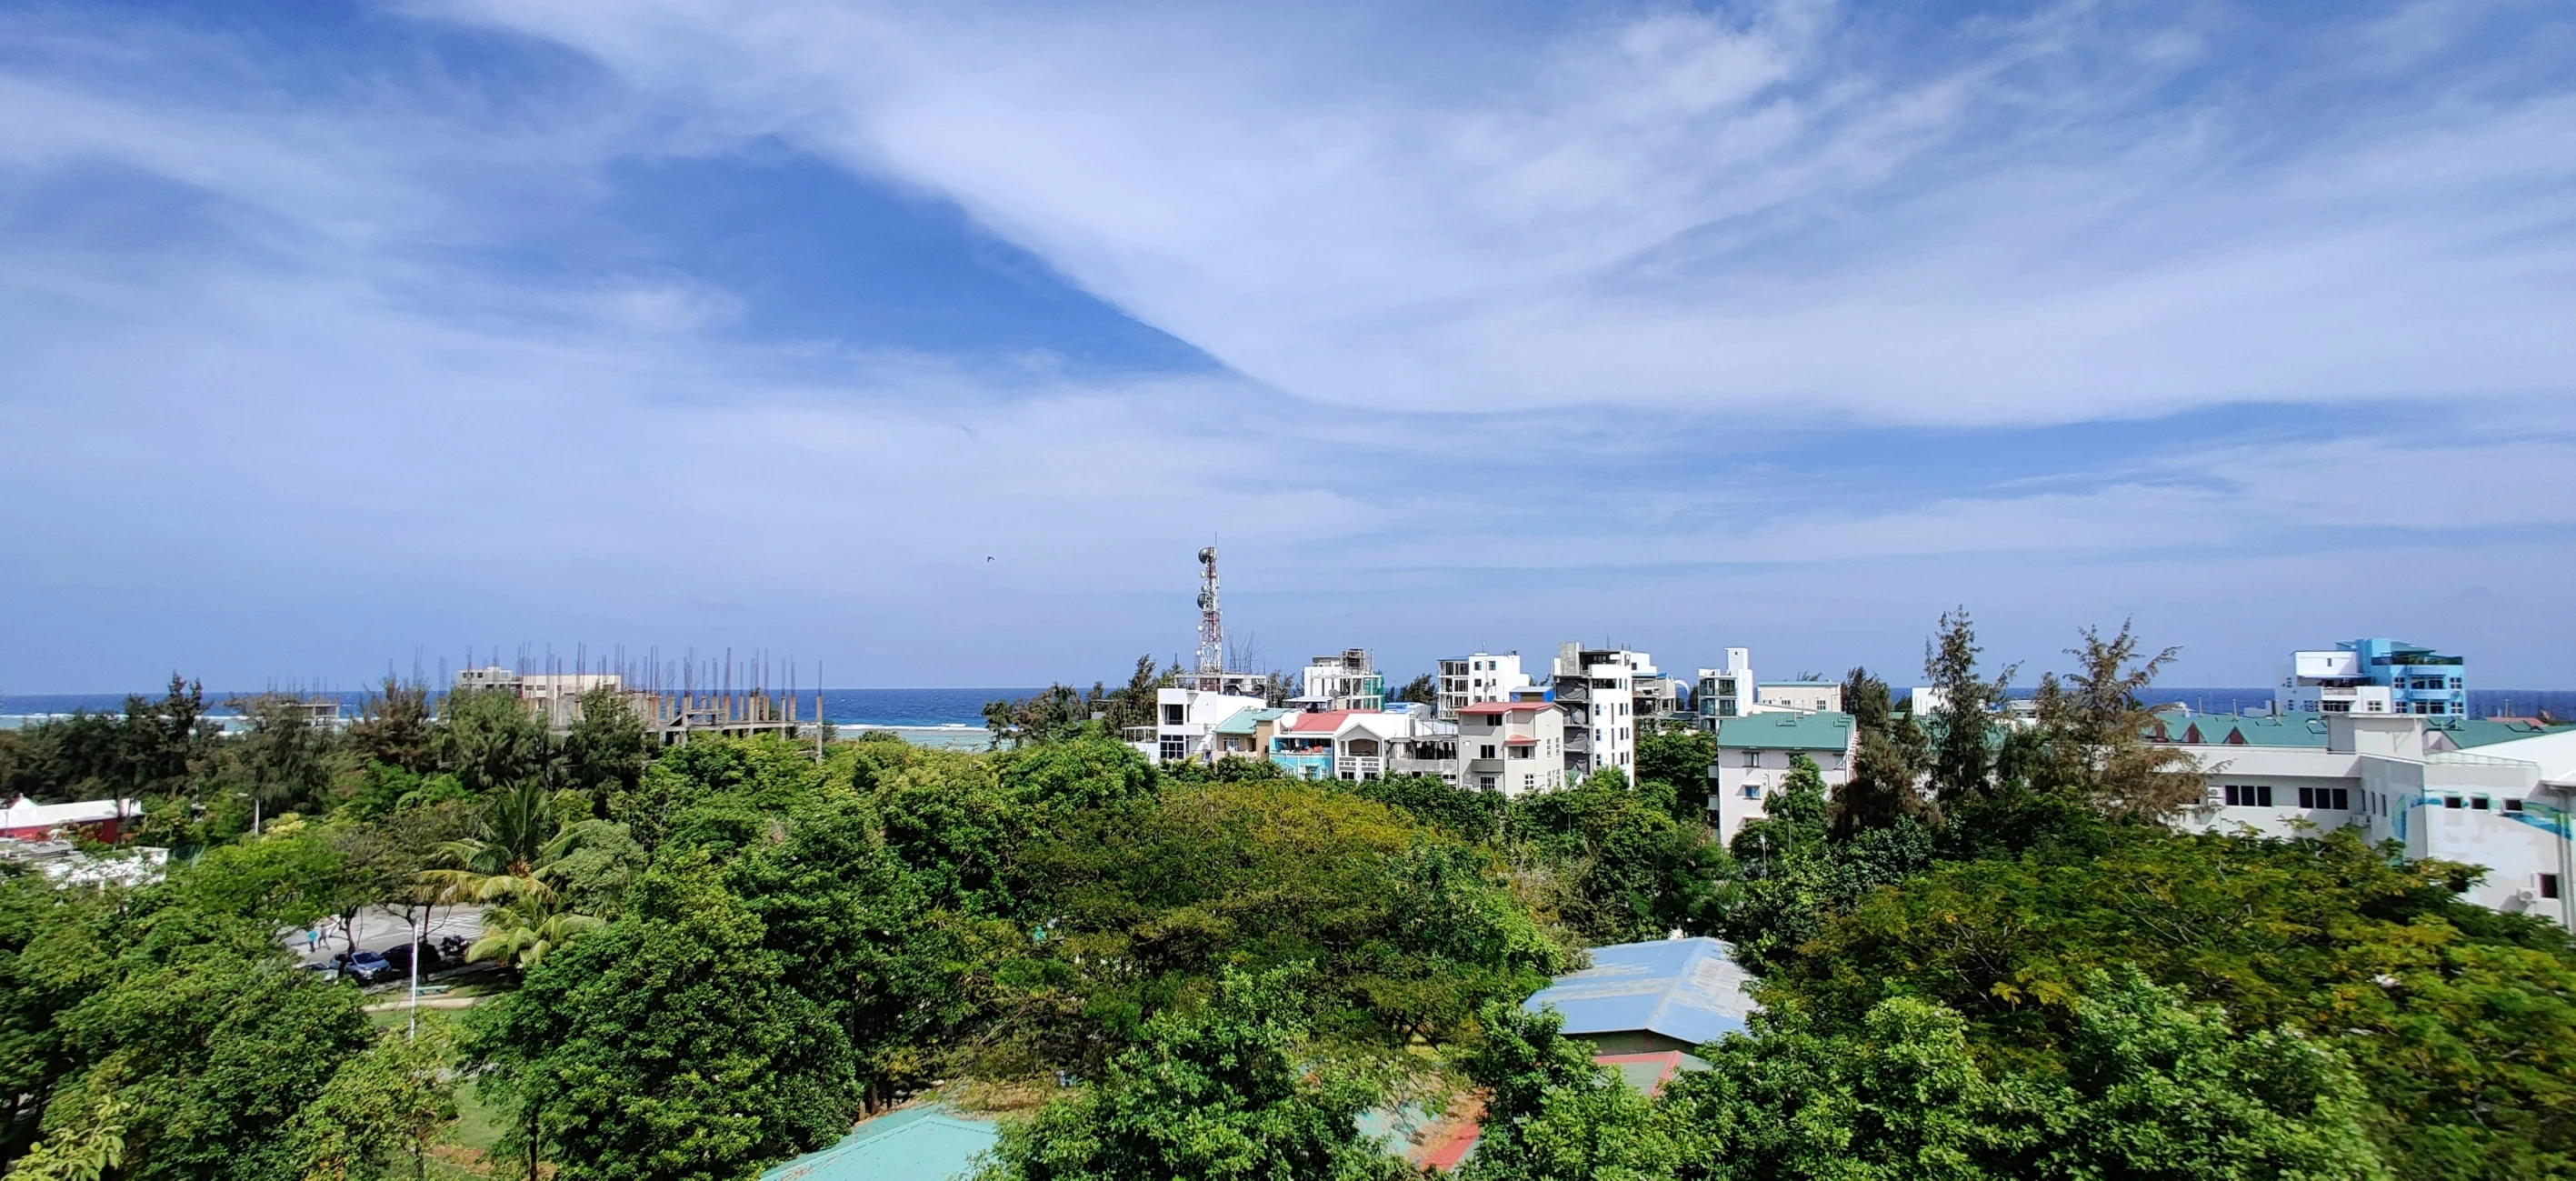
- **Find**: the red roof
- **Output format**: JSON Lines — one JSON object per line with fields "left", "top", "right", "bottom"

{"left": 1457, "top": 701, "right": 1557, "bottom": 716}
{"left": 1278, "top": 709, "right": 1355, "bottom": 733}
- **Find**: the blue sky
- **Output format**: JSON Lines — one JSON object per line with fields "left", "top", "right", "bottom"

{"left": 5, "top": 0, "right": 2575, "bottom": 693}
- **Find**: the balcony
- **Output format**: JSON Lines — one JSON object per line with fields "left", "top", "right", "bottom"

{"left": 1335, "top": 756, "right": 1383, "bottom": 779}
{"left": 1272, "top": 753, "right": 1333, "bottom": 780}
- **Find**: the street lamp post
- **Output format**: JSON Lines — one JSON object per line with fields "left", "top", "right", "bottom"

{"left": 406, "top": 906, "right": 423, "bottom": 1041}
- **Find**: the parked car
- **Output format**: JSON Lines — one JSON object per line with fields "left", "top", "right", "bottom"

{"left": 381, "top": 942, "right": 439, "bottom": 977}
{"left": 298, "top": 962, "right": 340, "bottom": 984}
{"left": 340, "top": 950, "right": 394, "bottom": 982}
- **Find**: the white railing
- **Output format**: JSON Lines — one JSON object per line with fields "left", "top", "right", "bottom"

{"left": 2428, "top": 750, "right": 2541, "bottom": 769}
{"left": 1335, "top": 756, "right": 1383, "bottom": 778}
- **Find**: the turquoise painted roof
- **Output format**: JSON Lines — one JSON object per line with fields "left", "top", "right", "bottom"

{"left": 762, "top": 1106, "right": 998, "bottom": 1181}
{"left": 2147, "top": 711, "right": 2572, "bottom": 749}
{"left": 2219, "top": 714, "right": 2331, "bottom": 746}
{"left": 1213, "top": 707, "right": 1289, "bottom": 736}
{"left": 2428, "top": 717, "right": 2573, "bottom": 748}
{"left": 1713, "top": 711, "right": 1852, "bottom": 752}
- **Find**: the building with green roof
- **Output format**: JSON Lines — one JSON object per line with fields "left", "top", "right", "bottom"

{"left": 1708, "top": 711, "right": 1854, "bottom": 843}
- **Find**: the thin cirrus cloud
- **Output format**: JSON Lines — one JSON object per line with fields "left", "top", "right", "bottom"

{"left": 444, "top": 0, "right": 2576, "bottom": 421}
{"left": 2, "top": 0, "right": 2573, "bottom": 690}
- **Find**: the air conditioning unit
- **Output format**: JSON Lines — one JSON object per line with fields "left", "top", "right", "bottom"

{"left": 2509, "top": 889, "right": 2538, "bottom": 906}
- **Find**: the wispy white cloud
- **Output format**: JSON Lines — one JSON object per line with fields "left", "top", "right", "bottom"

{"left": 436, "top": 0, "right": 2576, "bottom": 422}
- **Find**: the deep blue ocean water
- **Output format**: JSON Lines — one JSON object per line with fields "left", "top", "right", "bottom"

{"left": 0, "top": 686, "right": 1049, "bottom": 729}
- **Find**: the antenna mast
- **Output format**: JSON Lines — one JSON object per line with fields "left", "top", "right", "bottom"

{"left": 1196, "top": 545, "right": 1224, "bottom": 674}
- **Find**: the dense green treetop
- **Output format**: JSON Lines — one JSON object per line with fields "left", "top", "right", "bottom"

{"left": 976, "top": 966, "right": 1409, "bottom": 1181}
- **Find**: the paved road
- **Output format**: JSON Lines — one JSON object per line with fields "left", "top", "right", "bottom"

{"left": 287, "top": 906, "right": 484, "bottom": 966}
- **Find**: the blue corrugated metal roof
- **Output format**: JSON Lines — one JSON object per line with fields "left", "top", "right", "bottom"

{"left": 761, "top": 1106, "right": 998, "bottom": 1181}
{"left": 1521, "top": 937, "right": 1758, "bottom": 1047}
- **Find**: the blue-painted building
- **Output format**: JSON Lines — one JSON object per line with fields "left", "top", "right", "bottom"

{"left": 2278, "top": 637, "right": 2468, "bottom": 717}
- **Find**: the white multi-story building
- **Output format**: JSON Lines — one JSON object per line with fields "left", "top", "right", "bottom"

{"left": 1757, "top": 681, "right": 1842, "bottom": 713}
{"left": 2273, "top": 638, "right": 2467, "bottom": 717}
{"left": 1696, "top": 649, "right": 1755, "bottom": 728}
{"left": 1705, "top": 712, "right": 1858, "bottom": 843}
{"left": 1553, "top": 645, "right": 1656, "bottom": 779}
{"left": 1697, "top": 649, "right": 1840, "bottom": 731}
{"left": 1437, "top": 651, "right": 1535, "bottom": 719}
{"left": 2156, "top": 713, "right": 2576, "bottom": 926}
{"left": 1296, "top": 649, "right": 1385, "bottom": 713}
{"left": 1457, "top": 701, "right": 1569, "bottom": 796}
{"left": 1128, "top": 687, "right": 1269, "bottom": 765}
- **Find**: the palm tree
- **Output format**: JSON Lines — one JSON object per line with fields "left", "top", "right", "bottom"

{"left": 421, "top": 782, "right": 622, "bottom": 969}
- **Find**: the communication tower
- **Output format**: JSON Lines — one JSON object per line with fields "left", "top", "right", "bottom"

{"left": 1196, "top": 545, "right": 1225, "bottom": 674}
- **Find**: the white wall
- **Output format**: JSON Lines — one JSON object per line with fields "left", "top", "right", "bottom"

{"left": 1706, "top": 746, "right": 1852, "bottom": 845}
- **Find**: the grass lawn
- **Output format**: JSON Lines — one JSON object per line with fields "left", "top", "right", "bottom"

{"left": 422, "top": 1080, "right": 516, "bottom": 1180}
{"left": 452, "top": 1079, "right": 508, "bottom": 1155}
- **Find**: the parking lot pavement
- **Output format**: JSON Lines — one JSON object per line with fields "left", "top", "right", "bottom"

{"left": 287, "top": 906, "right": 484, "bottom": 966}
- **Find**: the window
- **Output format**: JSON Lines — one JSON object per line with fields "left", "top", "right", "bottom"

{"left": 2223, "top": 784, "right": 2274, "bottom": 807}
{"left": 1742, "top": 751, "right": 1759, "bottom": 767}
{"left": 2545, "top": 874, "right": 2562, "bottom": 900}
{"left": 1743, "top": 785, "right": 1762, "bottom": 799}
{"left": 2471, "top": 796, "right": 2491, "bottom": 811}
{"left": 1479, "top": 745, "right": 1497, "bottom": 760}
{"left": 2450, "top": 677, "right": 2463, "bottom": 689}
{"left": 1163, "top": 704, "right": 1186, "bottom": 726}
{"left": 1523, "top": 774, "right": 1535, "bottom": 791}
{"left": 2444, "top": 796, "right": 2464, "bottom": 809}
{"left": 2508, "top": 799, "right": 2526, "bottom": 813}
{"left": 1159, "top": 737, "right": 1186, "bottom": 762}
{"left": 1478, "top": 776, "right": 1498, "bottom": 790}
{"left": 2429, "top": 702, "right": 2448, "bottom": 716}
{"left": 1509, "top": 745, "right": 1526, "bottom": 760}
{"left": 2322, "top": 700, "right": 2351, "bottom": 713}
{"left": 2296, "top": 786, "right": 2353, "bottom": 810}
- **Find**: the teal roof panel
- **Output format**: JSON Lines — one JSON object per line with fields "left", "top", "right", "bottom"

{"left": 1713, "top": 711, "right": 1853, "bottom": 752}
{"left": 762, "top": 1106, "right": 999, "bottom": 1181}
{"left": 1213, "top": 707, "right": 1289, "bottom": 736}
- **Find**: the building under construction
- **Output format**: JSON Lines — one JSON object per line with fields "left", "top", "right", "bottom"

{"left": 449, "top": 646, "right": 826, "bottom": 747}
